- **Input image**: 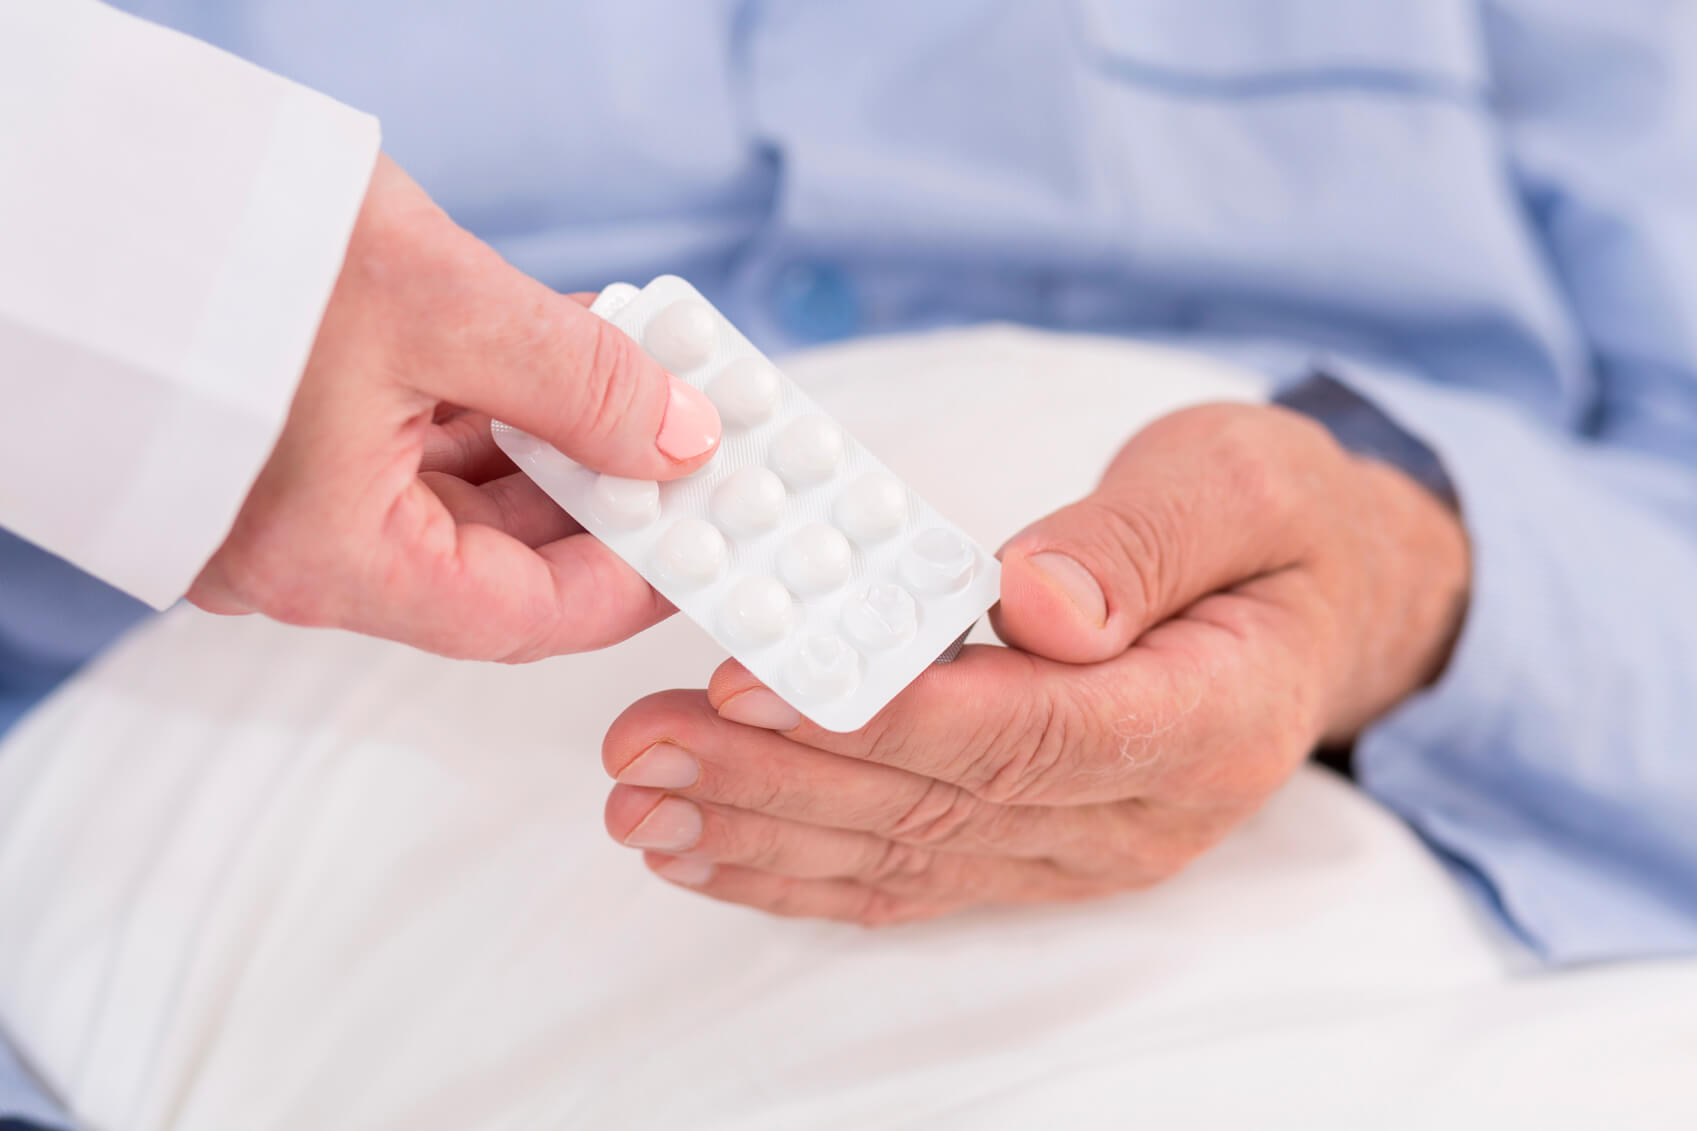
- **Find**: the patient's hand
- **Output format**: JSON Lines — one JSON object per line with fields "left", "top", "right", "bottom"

{"left": 188, "top": 155, "right": 720, "bottom": 660}
{"left": 602, "top": 404, "right": 1469, "bottom": 923}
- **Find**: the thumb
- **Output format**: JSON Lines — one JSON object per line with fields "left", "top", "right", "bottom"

{"left": 992, "top": 404, "right": 1315, "bottom": 664}
{"left": 425, "top": 285, "right": 722, "bottom": 480}
{"left": 336, "top": 156, "right": 722, "bottom": 480}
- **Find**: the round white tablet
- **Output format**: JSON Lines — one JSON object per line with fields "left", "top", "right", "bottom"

{"left": 721, "top": 576, "right": 795, "bottom": 647}
{"left": 588, "top": 474, "right": 660, "bottom": 530}
{"left": 901, "top": 528, "right": 975, "bottom": 595}
{"left": 770, "top": 414, "right": 845, "bottom": 488}
{"left": 841, "top": 583, "right": 919, "bottom": 651}
{"left": 644, "top": 299, "right": 718, "bottom": 372}
{"left": 591, "top": 281, "right": 641, "bottom": 319}
{"left": 710, "top": 466, "right": 786, "bottom": 535}
{"left": 709, "top": 357, "right": 782, "bottom": 427}
{"left": 833, "top": 471, "right": 909, "bottom": 543}
{"left": 654, "top": 518, "right": 728, "bottom": 590}
{"left": 784, "top": 633, "right": 862, "bottom": 703}
{"left": 777, "top": 523, "right": 853, "bottom": 596}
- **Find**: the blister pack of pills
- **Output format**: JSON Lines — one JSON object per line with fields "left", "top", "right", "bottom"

{"left": 492, "top": 276, "right": 1000, "bottom": 732}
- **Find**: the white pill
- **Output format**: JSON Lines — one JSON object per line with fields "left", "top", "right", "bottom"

{"left": 721, "top": 576, "right": 795, "bottom": 648}
{"left": 590, "top": 281, "right": 641, "bottom": 319}
{"left": 644, "top": 299, "right": 718, "bottom": 372}
{"left": 785, "top": 633, "right": 862, "bottom": 703}
{"left": 841, "top": 583, "right": 919, "bottom": 651}
{"left": 901, "top": 528, "right": 976, "bottom": 595}
{"left": 770, "top": 414, "right": 845, "bottom": 488}
{"left": 709, "top": 357, "right": 782, "bottom": 427}
{"left": 654, "top": 518, "right": 728, "bottom": 590}
{"left": 711, "top": 466, "right": 786, "bottom": 535}
{"left": 589, "top": 474, "right": 660, "bottom": 530}
{"left": 777, "top": 523, "right": 853, "bottom": 596}
{"left": 833, "top": 471, "right": 909, "bottom": 544}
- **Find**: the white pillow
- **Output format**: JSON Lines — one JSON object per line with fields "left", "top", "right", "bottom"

{"left": 6, "top": 327, "right": 1679, "bottom": 1131}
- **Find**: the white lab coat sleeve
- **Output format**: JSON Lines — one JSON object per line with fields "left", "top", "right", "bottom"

{"left": 0, "top": 0, "right": 380, "bottom": 609}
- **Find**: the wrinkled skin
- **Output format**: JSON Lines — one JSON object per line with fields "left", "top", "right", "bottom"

{"left": 604, "top": 403, "right": 1470, "bottom": 924}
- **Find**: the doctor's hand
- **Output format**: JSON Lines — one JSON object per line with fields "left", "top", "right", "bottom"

{"left": 189, "top": 155, "right": 720, "bottom": 660}
{"left": 601, "top": 404, "right": 1469, "bottom": 923}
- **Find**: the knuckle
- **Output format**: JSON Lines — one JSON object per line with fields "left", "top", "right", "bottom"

{"left": 739, "top": 767, "right": 790, "bottom": 817}
{"left": 1093, "top": 498, "right": 1170, "bottom": 625}
{"left": 851, "top": 707, "right": 919, "bottom": 770}
{"left": 962, "top": 693, "right": 1074, "bottom": 805}
{"left": 886, "top": 779, "right": 984, "bottom": 847}
{"left": 737, "top": 815, "right": 791, "bottom": 872}
{"left": 856, "top": 706, "right": 980, "bottom": 791}
{"left": 863, "top": 840, "right": 940, "bottom": 888}
{"left": 573, "top": 319, "right": 647, "bottom": 445}
{"left": 483, "top": 477, "right": 528, "bottom": 534}
{"left": 439, "top": 415, "right": 488, "bottom": 470}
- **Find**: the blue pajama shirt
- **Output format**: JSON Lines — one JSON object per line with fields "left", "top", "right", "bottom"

{"left": 6, "top": 1, "right": 1695, "bottom": 1122}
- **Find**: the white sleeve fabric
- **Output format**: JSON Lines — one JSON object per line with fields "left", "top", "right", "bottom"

{"left": 0, "top": 0, "right": 380, "bottom": 609}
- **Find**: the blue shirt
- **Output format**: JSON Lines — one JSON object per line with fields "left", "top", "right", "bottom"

{"left": 7, "top": 0, "right": 1697, "bottom": 1120}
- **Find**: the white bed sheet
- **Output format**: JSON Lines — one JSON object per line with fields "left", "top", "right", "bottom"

{"left": 0, "top": 327, "right": 1691, "bottom": 1130}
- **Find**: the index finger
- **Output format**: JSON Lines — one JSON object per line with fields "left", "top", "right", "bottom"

{"left": 405, "top": 249, "right": 721, "bottom": 480}
{"left": 706, "top": 586, "right": 1307, "bottom": 807}
{"left": 603, "top": 689, "right": 1154, "bottom": 861}
{"left": 704, "top": 646, "right": 1122, "bottom": 804}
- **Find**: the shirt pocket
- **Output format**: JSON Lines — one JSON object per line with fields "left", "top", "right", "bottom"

{"left": 1074, "top": 0, "right": 1487, "bottom": 93}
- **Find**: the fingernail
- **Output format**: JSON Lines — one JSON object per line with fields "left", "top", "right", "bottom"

{"left": 617, "top": 743, "right": 700, "bottom": 790}
{"left": 624, "top": 796, "right": 703, "bottom": 852}
{"left": 656, "top": 376, "right": 720, "bottom": 461}
{"left": 718, "top": 689, "right": 802, "bottom": 731}
{"left": 653, "top": 856, "right": 716, "bottom": 886}
{"left": 1025, "top": 551, "right": 1107, "bottom": 628}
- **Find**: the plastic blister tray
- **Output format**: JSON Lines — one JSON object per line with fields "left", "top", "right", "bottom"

{"left": 494, "top": 276, "right": 1000, "bottom": 731}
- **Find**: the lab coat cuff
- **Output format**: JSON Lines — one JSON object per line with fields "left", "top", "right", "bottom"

{"left": 124, "top": 92, "right": 380, "bottom": 609}
{"left": 0, "top": 2, "right": 379, "bottom": 610}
